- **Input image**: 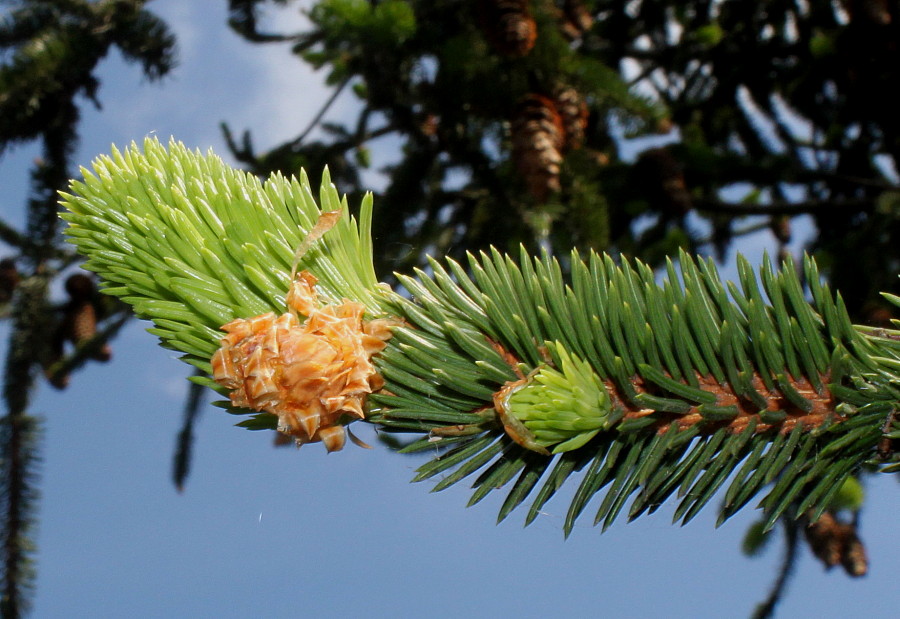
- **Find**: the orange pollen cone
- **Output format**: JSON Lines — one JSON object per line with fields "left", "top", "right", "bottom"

{"left": 211, "top": 271, "right": 396, "bottom": 451}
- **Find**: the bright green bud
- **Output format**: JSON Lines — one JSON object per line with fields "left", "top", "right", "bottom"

{"left": 503, "top": 343, "right": 613, "bottom": 454}
{"left": 830, "top": 475, "right": 865, "bottom": 513}
{"left": 741, "top": 519, "right": 774, "bottom": 557}
{"left": 694, "top": 23, "right": 724, "bottom": 47}
{"left": 809, "top": 31, "right": 836, "bottom": 58}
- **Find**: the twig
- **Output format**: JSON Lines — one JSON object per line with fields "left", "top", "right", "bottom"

{"left": 752, "top": 518, "right": 800, "bottom": 619}
{"left": 290, "top": 77, "right": 351, "bottom": 149}
{"left": 696, "top": 197, "right": 872, "bottom": 216}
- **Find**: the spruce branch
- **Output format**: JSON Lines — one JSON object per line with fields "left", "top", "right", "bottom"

{"left": 61, "top": 138, "right": 900, "bottom": 538}
{"left": 695, "top": 197, "right": 874, "bottom": 216}
{"left": 0, "top": 414, "right": 40, "bottom": 619}
{"left": 1, "top": 274, "right": 49, "bottom": 618}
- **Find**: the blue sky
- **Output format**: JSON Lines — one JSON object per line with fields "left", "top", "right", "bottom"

{"left": 2, "top": 2, "right": 900, "bottom": 617}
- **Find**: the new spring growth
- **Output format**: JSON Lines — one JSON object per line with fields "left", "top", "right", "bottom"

{"left": 497, "top": 343, "right": 614, "bottom": 454}
{"left": 211, "top": 211, "right": 396, "bottom": 451}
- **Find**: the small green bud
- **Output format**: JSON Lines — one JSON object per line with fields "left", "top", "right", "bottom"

{"left": 355, "top": 146, "right": 371, "bottom": 169}
{"left": 501, "top": 343, "right": 613, "bottom": 454}
{"left": 694, "top": 23, "right": 724, "bottom": 47}
{"left": 741, "top": 519, "right": 773, "bottom": 557}
{"left": 830, "top": 476, "right": 865, "bottom": 513}
{"left": 809, "top": 31, "right": 836, "bottom": 58}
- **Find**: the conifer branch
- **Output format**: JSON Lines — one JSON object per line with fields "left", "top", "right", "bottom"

{"left": 696, "top": 198, "right": 873, "bottom": 216}
{"left": 751, "top": 518, "right": 800, "bottom": 619}
{"left": 1, "top": 274, "right": 48, "bottom": 618}
{"left": 60, "top": 138, "right": 900, "bottom": 538}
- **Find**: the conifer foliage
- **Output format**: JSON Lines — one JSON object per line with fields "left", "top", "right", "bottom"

{"left": 225, "top": 0, "right": 900, "bottom": 323}
{"left": 61, "top": 139, "right": 900, "bottom": 546}
{"left": 478, "top": 0, "right": 538, "bottom": 57}
{"left": 224, "top": 0, "right": 663, "bottom": 273}
{"left": 0, "top": 2, "right": 175, "bottom": 615}
{"left": 4, "top": 0, "right": 900, "bottom": 614}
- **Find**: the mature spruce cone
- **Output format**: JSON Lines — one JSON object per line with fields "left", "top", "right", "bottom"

{"left": 804, "top": 511, "right": 868, "bottom": 577}
{"left": 69, "top": 303, "right": 110, "bottom": 360}
{"left": 554, "top": 86, "right": 589, "bottom": 150}
{"left": 559, "top": 0, "right": 594, "bottom": 40}
{"left": 512, "top": 94, "right": 565, "bottom": 201}
{"left": 478, "top": 0, "right": 537, "bottom": 57}
{"left": 62, "top": 274, "right": 112, "bottom": 361}
{"left": 45, "top": 274, "right": 112, "bottom": 389}
{"left": 0, "top": 257, "right": 19, "bottom": 304}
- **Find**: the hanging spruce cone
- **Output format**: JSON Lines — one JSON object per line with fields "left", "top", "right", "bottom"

{"left": 554, "top": 86, "right": 589, "bottom": 150}
{"left": 559, "top": 0, "right": 594, "bottom": 41}
{"left": 45, "top": 273, "right": 112, "bottom": 389}
{"left": 635, "top": 147, "right": 693, "bottom": 215}
{"left": 478, "top": 0, "right": 537, "bottom": 57}
{"left": 512, "top": 94, "right": 565, "bottom": 202}
{"left": 0, "top": 257, "right": 19, "bottom": 304}
{"left": 804, "top": 511, "right": 868, "bottom": 576}
{"left": 64, "top": 274, "right": 111, "bottom": 361}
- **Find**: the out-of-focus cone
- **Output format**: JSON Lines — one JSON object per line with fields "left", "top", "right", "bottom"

{"left": 45, "top": 273, "right": 112, "bottom": 389}
{"left": 512, "top": 94, "right": 565, "bottom": 201}
{"left": 804, "top": 511, "right": 868, "bottom": 577}
{"left": 559, "top": 0, "right": 593, "bottom": 40}
{"left": 554, "top": 86, "right": 589, "bottom": 150}
{"left": 478, "top": 0, "right": 538, "bottom": 57}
